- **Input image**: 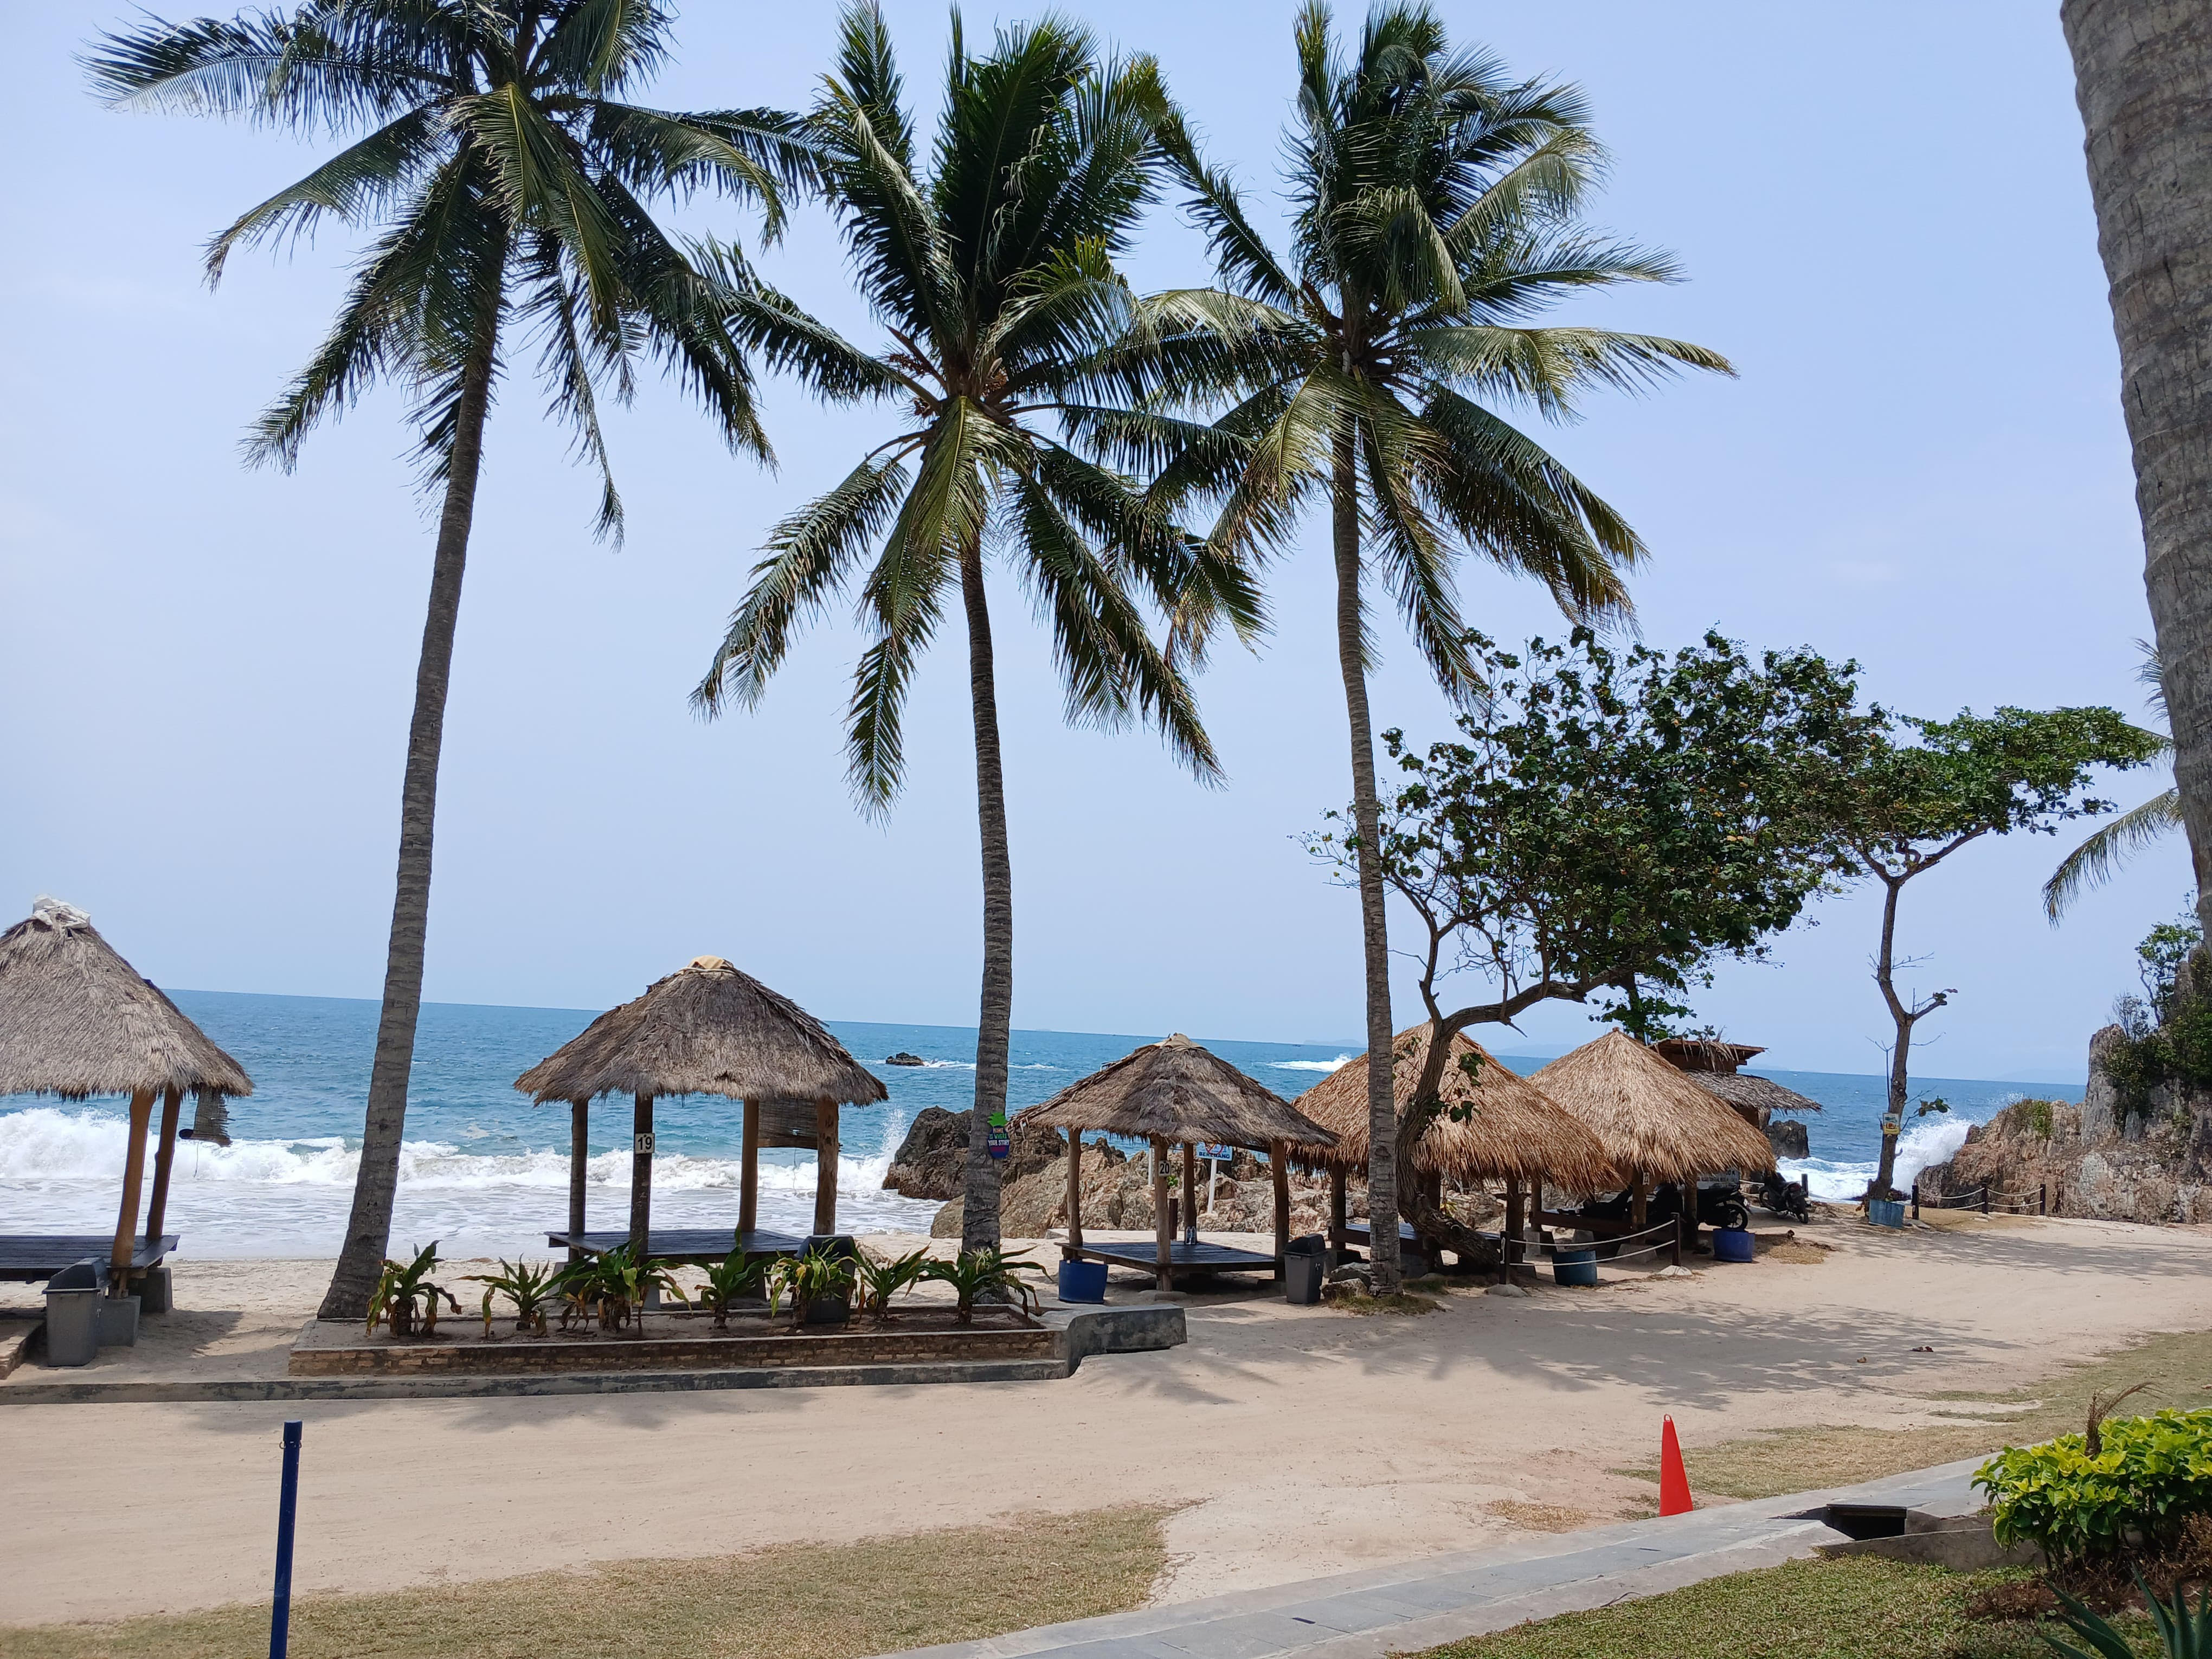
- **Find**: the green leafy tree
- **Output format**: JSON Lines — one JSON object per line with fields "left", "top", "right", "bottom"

{"left": 1309, "top": 629, "right": 1875, "bottom": 1245}
{"left": 693, "top": 5, "right": 1244, "bottom": 1250}
{"left": 1125, "top": 2, "right": 1731, "bottom": 1288}
{"left": 1832, "top": 707, "right": 2164, "bottom": 1196}
{"left": 87, "top": 2, "right": 805, "bottom": 1318}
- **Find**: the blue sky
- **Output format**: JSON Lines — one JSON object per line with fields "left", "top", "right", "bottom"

{"left": 0, "top": 2, "right": 2181, "bottom": 1083}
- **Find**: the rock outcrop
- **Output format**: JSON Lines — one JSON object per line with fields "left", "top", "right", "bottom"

{"left": 881, "top": 1107, "right": 1069, "bottom": 1200}
{"left": 1766, "top": 1120, "right": 1809, "bottom": 1159}
{"left": 1925, "top": 1024, "right": 2212, "bottom": 1224}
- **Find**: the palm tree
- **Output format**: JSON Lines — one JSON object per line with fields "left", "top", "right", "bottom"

{"left": 2062, "top": 1, "right": 2212, "bottom": 943}
{"left": 1122, "top": 2, "right": 1729, "bottom": 1288}
{"left": 2045, "top": 644, "right": 2178, "bottom": 920}
{"left": 694, "top": 5, "right": 1243, "bottom": 1249}
{"left": 87, "top": 2, "right": 805, "bottom": 1319}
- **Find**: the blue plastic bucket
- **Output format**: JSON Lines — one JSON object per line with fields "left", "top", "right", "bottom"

{"left": 1058, "top": 1260, "right": 1108, "bottom": 1303}
{"left": 1867, "top": 1199, "right": 1906, "bottom": 1231}
{"left": 1552, "top": 1248, "right": 1598, "bottom": 1287}
{"left": 1712, "top": 1227, "right": 1756, "bottom": 1263}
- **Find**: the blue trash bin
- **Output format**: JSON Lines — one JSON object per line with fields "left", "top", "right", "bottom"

{"left": 1058, "top": 1259, "right": 1108, "bottom": 1303}
{"left": 1867, "top": 1199, "right": 1906, "bottom": 1230}
{"left": 1712, "top": 1227, "right": 1756, "bottom": 1263}
{"left": 1552, "top": 1248, "right": 1598, "bottom": 1287}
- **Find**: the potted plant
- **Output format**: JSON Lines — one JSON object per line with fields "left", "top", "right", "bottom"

{"left": 771, "top": 1250, "right": 857, "bottom": 1329}
{"left": 550, "top": 1244, "right": 688, "bottom": 1333}
{"left": 366, "top": 1242, "right": 461, "bottom": 1338}
{"left": 693, "top": 1247, "right": 770, "bottom": 1330}
{"left": 466, "top": 1258, "right": 556, "bottom": 1336}
{"left": 922, "top": 1246, "right": 1045, "bottom": 1324}
{"left": 852, "top": 1248, "right": 931, "bottom": 1324}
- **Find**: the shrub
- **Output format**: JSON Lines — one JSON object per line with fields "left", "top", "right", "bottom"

{"left": 1975, "top": 1408, "right": 2212, "bottom": 1564}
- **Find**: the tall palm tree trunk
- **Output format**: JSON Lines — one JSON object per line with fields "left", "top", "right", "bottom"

{"left": 1332, "top": 425, "right": 1400, "bottom": 1291}
{"left": 317, "top": 334, "right": 499, "bottom": 1321}
{"left": 2061, "top": 0, "right": 2212, "bottom": 942}
{"left": 960, "top": 539, "right": 1011, "bottom": 1252}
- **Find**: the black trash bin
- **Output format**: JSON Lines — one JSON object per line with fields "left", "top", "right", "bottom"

{"left": 43, "top": 1259, "right": 102, "bottom": 1367}
{"left": 1284, "top": 1235, "right": 1327, "bottom": 1305}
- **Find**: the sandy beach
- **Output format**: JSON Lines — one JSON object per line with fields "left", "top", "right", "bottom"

{"left": 1, "top": 1210, "right": 2207, "bottom": 1629}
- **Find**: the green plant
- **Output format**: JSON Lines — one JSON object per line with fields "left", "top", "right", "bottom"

{"left": 552, "top": 1245, "right": 689, "bottom": 1334}
{"left": 693, "top": 1249, "right": 771, "bottom": 1329}
{"left": 2043, "top": 1572, "right": 2212, "bottom": 1659}
{"left": 1976, "top": 1408, "right": 2212, "bottom": 1564}
{"left": 771, "top": 1250, "right": 859, "bottom": 1329}
{"left": 366, "top": 1243, "right": 461, "bottom": 1338}
{"left": 852, "top": 1249, "right": 932, "bottom": 1324}
{"left": 2025, "top": 1099, "right": 2057, "bottom": 1139}
{"left": 466, "top": 1258, "right": 556, "bottom": 1337}
{"left": 922, "top": 1248, "right": 1044, "bottom": 1324}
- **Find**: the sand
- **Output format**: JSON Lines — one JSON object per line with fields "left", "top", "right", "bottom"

{"left": 3, "top": 1210, "right": 2209, "bottom": 1628}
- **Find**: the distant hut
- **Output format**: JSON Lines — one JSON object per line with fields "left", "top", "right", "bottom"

{"left": 1287, "top": 1025, "right": 1617, "bottom": 1259}
{"left": 1533, "top": 1032, "right": 1776, "bottom": 1226}
{"left": 0, "top": 898, "right": 253, "bottom": 1295}
{"left": 1015, "top": 1034, "right": 1336, "bottom": 1288}
{"left": 514, "top": 956, "right": 886, "bottom": 1262}
{"left": 1654, "top": 1038, "right": 1823, "bottom": 1131}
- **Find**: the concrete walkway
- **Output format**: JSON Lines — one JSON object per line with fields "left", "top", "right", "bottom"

{"left": 878, "top": 1460, "right": 1985, "bottom": 1659}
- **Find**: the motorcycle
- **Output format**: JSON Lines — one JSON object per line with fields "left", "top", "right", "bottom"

{"left": 1756, "top": 1169, "right": 1811, "bottom": 1222}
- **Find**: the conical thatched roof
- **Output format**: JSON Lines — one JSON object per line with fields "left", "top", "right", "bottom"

{"left": 1690, "top": 1071, "right": 1823, "bottom": 1120}
{"left": 0, "top": 898, "right": 252, "bottom": 1101}
{"left": 1014, "top": 1034, "right": 1336, "bottom": 1150}
{"left": 514, "top": 956, "right": 886, "bottom": 1108}
{"left": 1532, "top": 1032, "right": 1776, "bottom": 1184}
{"left": 1284, "top": 1025, "right": 1617, "bottom": 1194}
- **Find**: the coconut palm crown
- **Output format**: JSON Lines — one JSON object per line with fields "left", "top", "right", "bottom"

{"left": 1105, "top": 1, "right": 1734, "bottom": 1288}
{"left": 694, "top": 4, "right": 1249, "bottom": 1249}
{"left": 85, "top": 0, "right": 809, "bottom": 1320}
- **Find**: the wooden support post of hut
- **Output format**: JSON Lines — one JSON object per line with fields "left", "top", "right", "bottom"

{"left": 740, "top": 1098, "right": 761, "bottom": 1238}
{"left": 813, "top": 1098, "right": 839, "bottom": 1236}
{"left": 1503, "top": 1174, "right": 1524, "bottom": 1278}
{"left": 568, "top": 1099, "right": 589, "bottom": 1264}
{"left": 1328, "top": 1167, "right": 1348, "bottom": 1265}
{"left": 1270, "top": 1142, "right": 1291, "bottom": 1279}
{"left": 517, "top": 956, "right": 885, "bottom": 1268}
{"left": 1152, "top": 1137, "right": 1172, "bottom": 1288}
{"left": 1063, "top": 1131, "right": 1084, "bottom": 1256}
{"left": 0, "top": 899, "right": 254, "bottom": 1299}
{"left": 1015, "top": 1035, "right": 1336, "bottom": 1292}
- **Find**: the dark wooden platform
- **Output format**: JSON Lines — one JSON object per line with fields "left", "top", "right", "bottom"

{"left": 0, "top": 1236, "right": 177, "bottom": 1284}
{"left": 1068, "top": 1239, "right": 1279, "bottom": 1278}
{"left": 1336, "top": 1221, "right": 1422, "bottom": 1249}
{"left": 545, "top": 1229, "right": 807, "bottom": 1264}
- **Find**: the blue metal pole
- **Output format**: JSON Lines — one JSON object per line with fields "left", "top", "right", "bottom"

{"left": 270, "top": 1419, "right": 303, "bottom": 1659}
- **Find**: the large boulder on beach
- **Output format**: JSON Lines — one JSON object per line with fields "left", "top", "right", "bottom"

{"left": 882, "top": 1107, "right": 1069, "bottom": 1200}
{"left": 1766, "top": 1120, "right": 1809, "bottom": 1159}
{"left": 1932, "top": 1072, "right": 2212, "bottom": 1225}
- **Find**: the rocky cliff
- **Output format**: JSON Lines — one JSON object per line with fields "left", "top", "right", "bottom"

{"left": 1926, "top": 1025, "right": 2212, "bottom": 1224}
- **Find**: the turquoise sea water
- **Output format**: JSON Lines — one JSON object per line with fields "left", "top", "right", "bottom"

{"left": 0, "top": 989, "right": 2081, "bottom": 1255}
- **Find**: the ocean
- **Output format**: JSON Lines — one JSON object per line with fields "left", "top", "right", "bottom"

{"left": 0, "top": 989, "right": 2082, "bottom": 1257}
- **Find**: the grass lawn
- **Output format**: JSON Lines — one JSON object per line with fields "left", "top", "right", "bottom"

{"left": 0, "top": 1506, "right": 1169, "bottom": 1659}
{"left": 1628, "top": 1327, "right": 2212, "bottom": 1500}
{"left": 1415, "top": 1554, "right": 2156, "bottom": 1659}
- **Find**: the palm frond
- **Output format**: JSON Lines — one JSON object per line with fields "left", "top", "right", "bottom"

{"left": 2043, "top": 787, "right": 2184, "bottom": 921}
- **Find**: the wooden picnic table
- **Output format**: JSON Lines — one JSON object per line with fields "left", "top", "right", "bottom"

{"left": 0, "top": 1234, "right": 177, "bottom": 1284}
{"left": 545, "top": 1228, "right": 807, "bottom": 1265}
{"left": 1063, "top": 1238, "right": 1279, "bottom": 1286}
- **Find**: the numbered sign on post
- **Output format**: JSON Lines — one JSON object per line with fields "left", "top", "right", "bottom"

{"left": 634, "top": 1133, "right": 654, "bottom": 1155}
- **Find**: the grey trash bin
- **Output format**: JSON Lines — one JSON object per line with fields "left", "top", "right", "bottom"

{"left": 1284, "top": 1236, "right": 1327, "bottom": 1305}
{"left": 42, "top": 1260, "right": 102, "bottom": 1367}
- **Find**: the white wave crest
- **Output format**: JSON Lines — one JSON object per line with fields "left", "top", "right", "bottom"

{"left": 1272, "top": 1054, "right": 1355, "bottom": 1073}
{"left": 1779, "top": 1116, "right": 1974, "bottom": 1203}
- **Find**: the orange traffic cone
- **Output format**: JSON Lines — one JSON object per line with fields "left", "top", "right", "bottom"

{"left": 1658, "top": 1415, "right": 1693, "bottom": 1515}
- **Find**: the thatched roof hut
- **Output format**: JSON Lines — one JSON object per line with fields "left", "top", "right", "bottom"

{"left": 0, "top": 899, "right": 250, "bottom": 1102}
{"left": 1285, "top": 1025, "right": 1617, "bottom": 1195}
{"left": 0, "top": 897, "right": 253, "bottom": 1291}
{"left": 1014, "top": 1034, "right": 1332, "bottom": 1150}
{"left": 515, "top": 955, "right": 885, "bottom": 1251}
{"left": 1017, "top": 1035, "right": 1336, "bottom": 1284}
{"left": 1533, "top": 1032, "right": 1776, "bottom": 1184}
{"left": 1652, "top": 1038, "right": 1822, "bottom": 1124}
{"left": 515, "top": 956, "right": 884, "bottom": 1111}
